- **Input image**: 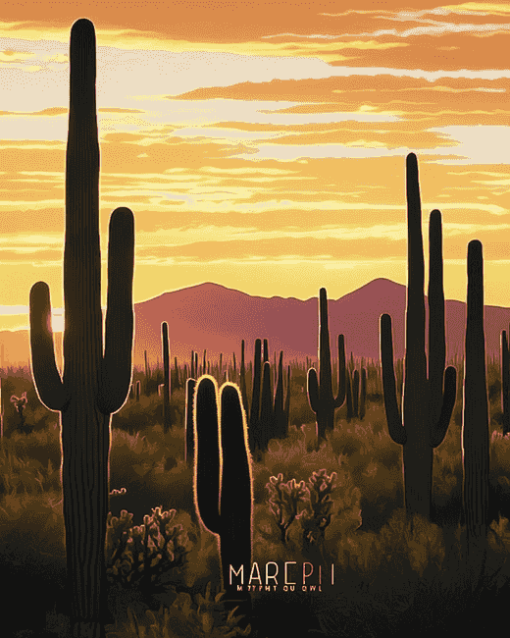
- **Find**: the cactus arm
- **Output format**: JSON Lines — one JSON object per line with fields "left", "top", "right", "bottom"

{"left": 430, "top": 365, "right": 457, "bottom": 447}
{"left": 333, "top": 334, "right": 346, "bottom": 408}
{"left": 405, "top": 152, "right": 427, "bottom": 396}
{"left": 99, "top": 207, "right": 134, "bottom": 414}
{"left": 29, "top": 282, "right": 68, "bottom": 411}
{"left": 219, "top": 383, "right": 253, "bottom": 555}
{"left": 307, "top": 367, "right": 320, "bottom": 413}
{"left": 502, "top": 330, "right": 509, "bottom": 436}
{"left": 194, "top": 375, "right": 221, "bottom": 535}
{"left": 380, "top": 313, "right": 407, "bottom": 445}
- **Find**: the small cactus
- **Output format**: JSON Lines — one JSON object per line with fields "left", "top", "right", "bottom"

{"left": 307, "top": 288, "right": 346, "bottom": 441}
{"left": 266, "top": 473, "right": 308, "bottom": 543}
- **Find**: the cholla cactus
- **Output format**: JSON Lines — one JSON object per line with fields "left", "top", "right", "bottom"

{"left": 266, "top": 473, "right": 308, "bottom": 543}
{"left": 10, "top": 392, "right": 28, "bottom": 431}
{"left": 106, "top": 507, "right": 188, "bottom": 592}
{"left": 300, "top": 469, "right": 337, "bottom": 549}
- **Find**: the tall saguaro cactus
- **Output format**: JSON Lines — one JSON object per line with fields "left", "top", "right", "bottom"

{"left": 307, "top": 288, "right": 346, "bottom": 441}
{"left": 29, "top": 19, "right": 134, "bottom": 638}
{"left": 380, "top": 153, "right": 456, "bottom": 521}
{"left": 500, "top": 330, "right": 510, "bottom": 436}
{"left": 463, "top": 240, "right": 489, "bottom": 562}
{"left": 194, "top": 376, "right": 253, "bottom": 622}
{"left": 161, "top": 321, "right": 171, "bottom": 432}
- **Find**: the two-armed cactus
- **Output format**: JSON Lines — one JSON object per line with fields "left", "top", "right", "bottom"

{"left": 193, "top": 376, "right": 253, "bottom": 623}
{"left": 380, "top": 153, "right": 456, "bottom": 521}
{"left": 29, "top": 19, "right": 134, "bottom": 637}
{"left": 307, "top": 288, "right": 346, "bottom": 442}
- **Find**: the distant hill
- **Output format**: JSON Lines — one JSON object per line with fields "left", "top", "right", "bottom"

{"left": 2, "top": 278, "right": 510, "bottom": 369}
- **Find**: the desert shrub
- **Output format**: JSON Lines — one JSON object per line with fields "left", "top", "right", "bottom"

{"left": 106, "top": 506, "right": 189, "bottom": 593}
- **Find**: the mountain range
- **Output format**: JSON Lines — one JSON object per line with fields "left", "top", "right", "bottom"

{"left": 2, "top": 278, "right": 510, "bottom": 369}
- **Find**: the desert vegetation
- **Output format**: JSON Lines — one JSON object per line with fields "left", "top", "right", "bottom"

{"left": 3, "top": 16, "right": 510, "bottom": 638}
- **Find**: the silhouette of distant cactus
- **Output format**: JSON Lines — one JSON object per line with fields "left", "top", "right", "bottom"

{"left": 273, "top": 351, "right": 287, "bottom": 439}
{"left": 307, "top": 288, "right": 346, "bottom": 441}
{"left": 501, "top": 329, "right": 510, "bottom": 436}
{"left": 194, "top": 376, "right": 252, "bottom": 620}
{"left": 380, "top": 153, "right": 456, "bottom": 521}
{"left": 463, "top": 240, "right": 489, "bottom": 562}
{"left": 249, "top": 339, "right": 262, "bottom": 453}
{"left": 162, "top": 322, "right": 171, "bottom": 432}
{"left": 29, "top": 19, "right": 134, "bottom": 637}
{"left": 284, "top": 364, "right": 291, "bottom": 435}
{"left": 240, "top": 340, "right": 249, "bottom": 416}
{"left": 260, "top": 361, "right": 273, "bottom": 451}
{"left": 349, "top": 367, "right": 367, "bottom": 420}
{"left": 144, "top": 350, "right": 151, "bottom": 396}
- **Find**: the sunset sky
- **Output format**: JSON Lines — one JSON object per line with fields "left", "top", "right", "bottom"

{"left": 1, "top": 1, "right": 509, "bottom": 332}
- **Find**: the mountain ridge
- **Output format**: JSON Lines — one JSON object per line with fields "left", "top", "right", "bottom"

{"left": 0, "top": 278, "right": 509, "bottom": 367}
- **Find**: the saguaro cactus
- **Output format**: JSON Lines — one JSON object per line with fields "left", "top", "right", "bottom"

{"left": 249, "top": 338, "right": 262, "bottom": 453}
{"left": 194, "top": 376, "right": 253, "bottom": 621}
{"left": 380, "top": 153, "right": 456, "bottom": 520}
{"left": 239, "top": 339, "right": 249, "bottom": 416}
{"left": 29, "top": 19, "right": 134, "bottom": 638}
{"left": 259, "top": 361, "right": 274, "bottom": 451}
{"left": 162, "top": 322, "right": 171, "bottom": 432}
{"left": 307, "top": 288, "right": 346, "bottom": 441}
{"left": 501, "top": 330, "right": 510, "bottom": 436}
{"left": 463, "top": 240, "right": 489, "bottom": 561}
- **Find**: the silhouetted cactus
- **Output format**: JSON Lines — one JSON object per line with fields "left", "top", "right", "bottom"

{"left": 307, "top": 288, "right": 346, "bottom": 441}
{"left": 194, "top": 376, "right": 252, "bottom": 622}
{"left": 260, "top": 361, "right": 273, "bottom": 451}
{"left": 273, "top": 351, "right": 286, "bottom": 438}
{"left": 143, "top": 350, "right": 151, "bottom": 397}
{"left": 173, "top": 356, "right": 180, "bottom": 391}
{"left": 349, "top": 367, "right": 367, "bottom": 420}
{"left": 501, "top": 330, "right": 510, "bottom": 436}
{"left": 29, "top": 19, "right": 134, "bottom": 637}
{"left": 162, "top": 322, "right": 171, "bottom": 432}
{"left": 249, "top": 339, "right": 262, "bottom": 453}
{"left": 380, "top": 153, "right": 456, "bottom": 521}
{"left": 463, "top": 240, "right": 489, "bottom": 564}
{"left": 284, "top": 364, "right": 291, "bottom": 435}
{"left": 240, "top": 340, "right": 249, "bottom": 417}
{"left": 352, "top": 369, "right": 359, "bottom": 417}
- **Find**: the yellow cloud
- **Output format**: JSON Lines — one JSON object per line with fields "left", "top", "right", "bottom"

{"left": 443, "top": 3, "right": 510, "bottom": 15}
{"left": 0, "top": 50, "right": 33, "bottom": 62}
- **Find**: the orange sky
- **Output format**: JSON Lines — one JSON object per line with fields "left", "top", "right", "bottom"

{"left": 1, "top": 1, "right": 509, "bottom": 331}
